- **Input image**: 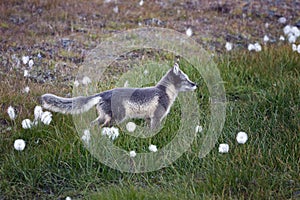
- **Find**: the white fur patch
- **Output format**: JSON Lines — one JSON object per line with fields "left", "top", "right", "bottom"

{"left": 163, "top": 85, "right": 178, "bottom": 119}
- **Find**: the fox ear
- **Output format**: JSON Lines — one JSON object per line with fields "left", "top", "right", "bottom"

{"left": 173, "top": 63, "right": 180, "bottom": 75}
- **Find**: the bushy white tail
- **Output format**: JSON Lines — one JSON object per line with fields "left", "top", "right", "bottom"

{"left": 41, "top": 93, "right": 101, "bottom": 114}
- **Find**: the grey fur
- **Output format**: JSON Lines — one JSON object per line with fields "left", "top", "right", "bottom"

{"left": 41, "top": 63, "right": 197, "bottom": 129}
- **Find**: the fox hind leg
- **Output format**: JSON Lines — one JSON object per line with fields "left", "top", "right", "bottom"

{"left": 90, "top": 114, "right": 111, "bottom": 127}
{"left": 90, "top": 104, "right": 112, "bottom": 127}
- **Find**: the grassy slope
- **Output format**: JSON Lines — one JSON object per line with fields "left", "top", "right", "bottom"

{"left": 0, "top": 45, "right": 299, "bottom": 199}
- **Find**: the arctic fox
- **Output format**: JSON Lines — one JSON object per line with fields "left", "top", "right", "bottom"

{"left": 41, "top": 63, "right": 197, "bottom": 129}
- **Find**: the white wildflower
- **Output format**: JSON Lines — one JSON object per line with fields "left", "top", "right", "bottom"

{"left": 14, "top": 139, "right": 26, "bottom": 151}
{"left": 263, "top": 35, "right": 270, "bottom": 43}
{"left": 297, "top": 45, "right": 300, "bottom": 54}
{"left": 101, "top": 127, "right": 119, "bottom": 140}
{"left": 143, "top": 69, "right": 149, "bottom": 75}
{"left": 82, "top": 76, "right": 91, "bottom": 85}
{"left": 278, "top": 17, "right": 287, "bottom": 24}
{"left": 34, "top": 106, "right": 43, "bottom": 121}
{"left": 109, "top": 127, "right": 119, "bottom": 140}
{"left": 23, "top": 86, "right": 30, "bottom": 93}
{"left": 24, "top": 70, "right": 29, "bottom": 77}
{"left": 73, "top": 80, "right": 80, "bottom": 87}
{"left": 288, "top": 34, "right": 296, "bottom": 43}
{"left": 21, "top": 56, "right": 29, "bottom": 65}
{"left": 291, "top": 26, "right": 300, "bottom": 37}
{"left": 126, "top": 122, "right": 136, "bottom": 132}
{"left": 236, "top": 131, "right": 248, "bottom": 144}
{"left": 249, "top": 43, "right": 262, "bottom": 52}
{"left": 65, "top": 197, "right": 72, "bottom": 200}
{"left": 82, "top": 129, "right": 91, "bottom": 144}
{"left": 279, "top": 35, "right": 285, "bottom": 41}
{"left": 248, "top": 44, "right": 255, "bottom": 51}
{"left": 148, "top": 144, "right": 158, "bottom": 152}
{"left": 21, "top": 119, "right": 32, "bottom": 129}
{"left": 218, "top": 143, "right": 229, "bottom": 153}
{"left": 123, "top": 80, "right": 129, "bottom": 87}
{"left": 41, "top": 111, "right": 52, "bottom": 125}
{"left": 254, "top": 42, "right": 262, "bottom": 52}
{"left": 225, "top": 42, "right": 233, "bottom": 51}
{"left": 28, "top": 59, "right": 34, "bottom": 68}
{"left": 186, "top": 27, "right": 193, "bottom": 37}
{"left": 283, "top": 25, "right": 292, "bottom": 35}
{"left": 113, "top": 6, "right": 119, "bottom": 13}
{"left": 7, "top": 106, "right": 16, "bottom": 120}
{"left": 22, "top": 56, "right": 29, "bottom": 65}
{"left": 129, "top": 150, "right": 137, "bottom": 158}
{"left": 264, "top": 22, "right": 269, "bottom": 28}
{"left": 139, "top": 0, "right": 144, "bottom": 6}
{"left": 195, "top": 125, "right": 203, "bottom": 133}
{"left": 101, "top": 127, "right": 111, "bottom": 136}
{"left": 292, "top": 44, "right": 297, "bottom": 51}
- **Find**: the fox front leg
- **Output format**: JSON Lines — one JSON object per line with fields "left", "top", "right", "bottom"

{"left": 150, "top": 117, "right": 161, "bottom": 130}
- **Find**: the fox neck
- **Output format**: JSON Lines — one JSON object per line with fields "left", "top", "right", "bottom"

{"left": 156, "top": 70, "right": 178, "bottom": 101}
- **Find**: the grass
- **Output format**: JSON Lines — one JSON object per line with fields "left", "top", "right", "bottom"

{"left": 0, "top": 45, "right": 299, "bottom": 199}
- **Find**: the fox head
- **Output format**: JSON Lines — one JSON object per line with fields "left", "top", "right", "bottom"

{"left": 170, "top": 63, "right": 197, "bottom": 92}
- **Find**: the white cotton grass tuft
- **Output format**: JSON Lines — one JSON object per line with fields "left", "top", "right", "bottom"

{"left": 113, "top": 6, "right": 119, "bottom": 13}
{"left": 218, "top": 143, "right": 229, "bottom": 153}
{"left": 82, "top": 76, "right": 91, "bottom": 85}
{"left": 225, "top": 42, "right": 233, "bottom": 51}
{"left": 34, "top": 106, "right": 43, "bottom": 121}
{"left": 292, "top": 44, "right": 297, "bottom": 51}
{"left": 24, "top": 70, "right": 29, "bottom": 77}
{"left": 41, "top": 111, "right": 52, "bottom": 125}
{"left": 21, "top": 119, "right": 32, "bottom": 129}
{"left": 81, "top": 129, "right": 91, "bottom": 144}
{"left": 195, "top": 125, "right": 203, "bottom": 133}
{"left": 129, "top": 150, "right": 137, "bottom": 158}
{"left": 263, "top": 35, "right": 270, "bottom": 43}
{"left": 139, "top": 0, "right": 143, "bottom": 6}
{"left": 148, "top": 144, "right": 158, "bottom": 152}
{"left": 22, "top": 56, "right": 30, "bottom": 65}
{"left": 23, "top": 86, "right": 30, "bottom": 93}
{"left": 14, "top": 139, "right": 26, "bottom": 151}
{"left": 74, "top": 80, "right": 80, "bottom": 87}
{"left": 236, "top": 131, "right": 248, "bottom": 144}
{"left": 7, "top": 106, "right": 16, "bottom": 120}
{"left": 123, "top": 80, "right": 129, "bottom": 87}
{"left": 278, "top": 17, "right": 287, "bottom": 24}
{"left": 283, "top": 25, "right": 300, "bottom": 43}
{"left": 288, "top": 34, "right": 296, "bottom": 43}
{"left": 101, "top": 127, "right": 119, "bottom": 140}
{"left": 279, "top": 35, "right": 285, "bottom": 41}
{"left": 254, "top": 42, "right": 262, "bottom": 51}
{"left": 291, "top": 26, "right": 300, "bottom": 37}
{"left": 297, "top": 45, "right": 300, "bottom": 54}
{"left": 248, "top": 42, "right": 262, "bottom": 52}
{"left": 186, "top": 27, "right": 193, "bottom": 37}
{"left": 248, "top": 44, "right": 255, "bottom": 51}
{"left": 28, "top": 59, "right": 34, "bottom": 68}
{"left": 143, "top": 69, "right": 149, "bottom": 75}
{"left": 264, "top": 22, "right": 269, "bottom": 28}
{"left": 283, "top": 25, "right": 292, "bottom": 35}
{"left": 126, "top": 122, "right": 136, "bottom": 132}
{"left": 248, "top": 43, "right": 262, "bottom": 52}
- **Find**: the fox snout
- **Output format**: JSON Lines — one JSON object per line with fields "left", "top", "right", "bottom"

{"left": 188, "top": 81, "right": 197, "bottom": 91}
